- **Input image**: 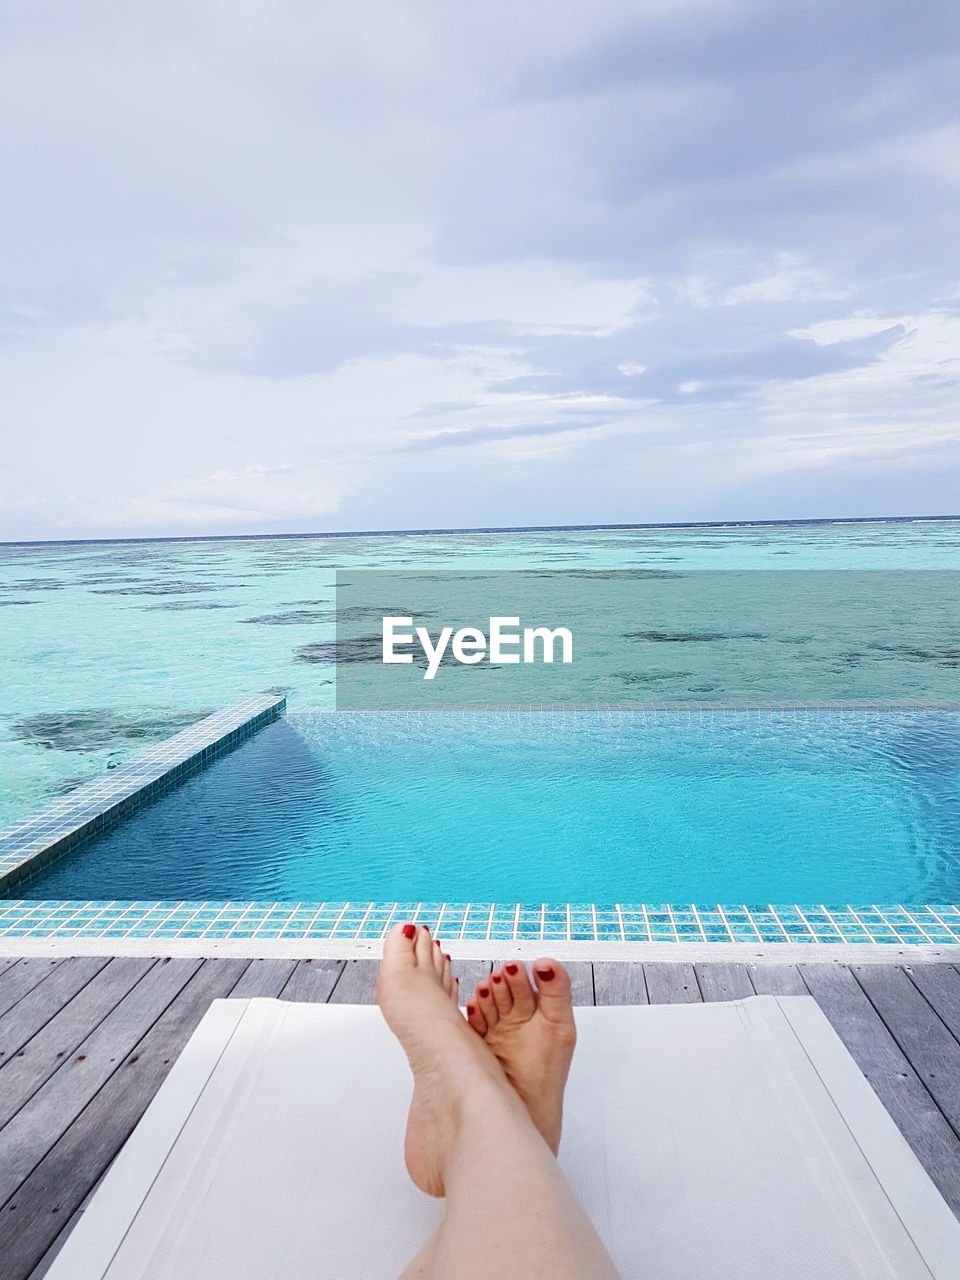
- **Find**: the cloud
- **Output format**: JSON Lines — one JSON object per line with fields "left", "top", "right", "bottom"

{"left": 402, "top": 418, "right": 613, "bottom": 451}
{"left": 485, "top": 322, "right": 910, "bottom": 405}
{"left": 0, "top": 0, "right": 958, "bottom": 538}
{"left": 2, "top": 460, "right": 354, "bottom": 536}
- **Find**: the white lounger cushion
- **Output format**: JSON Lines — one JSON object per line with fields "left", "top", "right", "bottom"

{"left": 47, "top": 995, "right": 960, "bottom": 1279}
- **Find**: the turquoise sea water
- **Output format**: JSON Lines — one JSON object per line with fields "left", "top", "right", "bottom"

{"left": 23, "top": 708, "right": 960, "bottom": 904}
{"left": 1, "top": 519, "right": 959, "bottom": 836}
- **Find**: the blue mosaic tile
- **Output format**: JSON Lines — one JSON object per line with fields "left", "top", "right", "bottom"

{"left": 0, "top": 882, "right": 958, "bottom": 954}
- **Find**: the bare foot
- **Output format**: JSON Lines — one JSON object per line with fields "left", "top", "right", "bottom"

{"left": 465, "top": 960, "right": 576, "bottom": 1153}
{"left": 377, "top": 922, "right": 516, "bottom": 1196}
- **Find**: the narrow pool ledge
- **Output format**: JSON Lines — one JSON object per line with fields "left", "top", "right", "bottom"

{"left": 0, "top": 694, "right": 286, "bottom": 894}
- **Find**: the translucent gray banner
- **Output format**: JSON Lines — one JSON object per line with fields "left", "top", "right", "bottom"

{"left": 333, "top": 570, "right": 960, "bottom": 708}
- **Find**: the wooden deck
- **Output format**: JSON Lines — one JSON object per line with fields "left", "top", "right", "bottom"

{"left": 1, "top": 956, "right": 959, "bottom": 1278}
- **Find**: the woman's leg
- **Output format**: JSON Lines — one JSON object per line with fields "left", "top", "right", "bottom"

{"left": 378, "top": 923, "right": 619, "bottom": 1280}
{"left": 398, "top": 1084, "right": 619, "bottom": 1280}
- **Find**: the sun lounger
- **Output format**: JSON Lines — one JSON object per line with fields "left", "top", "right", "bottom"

{"left": 46, "top": 995, "right": 960, "bottom": 1279}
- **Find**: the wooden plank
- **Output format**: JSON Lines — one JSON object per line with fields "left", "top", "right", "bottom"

{"left": 0, "top": 958, "right": 155, "bottom": 1132}
{"left": 748, "top": 963, "right": 808, "bottom": 996}
{"left": 328, "top": 960, "right": 378, "bottom": 1004}
{"left": 593, "top": 962, "right": 648, "bottom": 1005}
{"left": 0, "top": 958, "right": 201, "bottom": 1208}
{"left": 695, "top": 962, "right": 754, "bottom": 1002}
{"left": 0, "top": 958, "right": 249, "bottom": 1280}
{"left": 280, "top": 959, "right": 344, "bottom": 1003}
{"left": 906, "top": 964, "right": 960, "bottom": 1041}
{"left": 563, "top": 961, "right": 595, "bottom": 1006}
{"left": 853, "top": 964, "right": 960, "bottom": 1139}
{"left": 643, "top": 962, "right": 702, "bottom": 1004}
{"left": 0, "top": 957, "right": 20, "bottom": 982}
{"left": 800, "top": 963, "right": 960, "bottom": 1218}
{"left": 0, "top": 960, "right": 62, "bottom": 1018}
{"left": 26, "top": 1165, "right": 107, "bottom": 1279}
{"left": 0, "top": 958, "right": 109, "bottom": 1066}
{"left": 227, "top": 958, "right": 296, "bottom": 999}
{"left": 591, "top": 962, "right": 650, "bottom": 1003}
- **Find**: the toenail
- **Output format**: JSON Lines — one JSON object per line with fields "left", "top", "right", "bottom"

{"left": 492, "top": 974, "right": 503, "bottom": 984}
{"left": 434, "top": 939, "right": 441, "bottom": 947}
{"left": 445, "top": 953, "right": 452, "bottom": 961}
{"left": 478, "top": 986, "right": 490, "bottom": 997}
{"left": 536, "top": 967, "right": 556, "bottom": 981}
{"left": 505, "top": 963, "right": 519, "bottom": 975}
{"left": 467, "top": 1003, "right": 476, "bottom": 1015}
{"left": 402, "top": 923, "right": 416, "bottom": 939}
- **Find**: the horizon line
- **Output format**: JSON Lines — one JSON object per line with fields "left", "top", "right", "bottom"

{"left": 2, "top": 512, "right": 959, "bottom": 549}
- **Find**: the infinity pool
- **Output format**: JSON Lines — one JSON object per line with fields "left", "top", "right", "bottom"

{"left": 19, "top": 708, "right": 960, "bottom": 906}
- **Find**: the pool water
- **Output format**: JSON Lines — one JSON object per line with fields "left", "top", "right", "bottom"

{"left": 3, "top": 519, "right": 960, "bottom": 835}
{"left": 22, "top": 709, "right": 960, "bottom": 906}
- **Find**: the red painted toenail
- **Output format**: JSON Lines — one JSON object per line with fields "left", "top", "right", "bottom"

{"left": 402, "top": 924, "right": 416, "bottom": 939}
{"left": 467, "top": 1003, "right": 476, "bottom": 1015}
{"left": 536, "top": 967, "right": 556, "bottom": 981}
{"left": 478, "top": 986, "right": 490, "bottom": 997}
{"left": 434, "top": 938, "right": 441, "bottom": 947}
{"left": 492, "top": 973, "right": 503, "bottom": 984}
{"left": 505, "top": 963, "right": 519, "bottom": 975}
{"left": 445, "top": 953, "right": 452, "bottom": 961}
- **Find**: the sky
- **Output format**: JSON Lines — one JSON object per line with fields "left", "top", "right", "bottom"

{"left": 1, "top": 0, "right": 959, "bottom": 540}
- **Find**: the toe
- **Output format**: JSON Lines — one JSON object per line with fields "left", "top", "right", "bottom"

{"left": 466, "top": 998, "right": 486, "bottom": 1034}
{"left": 431, "top": 937, "right": 445, "bottom": 973}
{"left": 490, "top": 968, "right": 514, "bottom": 1016}
{"left": 502, "top": 961, "right": 537, "bottom": 1018}
{"left": 475, "top": 979, "right": 499, "bottom": 1030}
{"left": 441, "top": 952, "right": 454, "bottom": 996}
{"left": 414, "top": 924, "right": 434, "bottom": 967}
{"left": 383, "top": 922, "right": 419, "bottom": 967}
{"left": 532, "top": 959, "right": 575, "bottom": 1026}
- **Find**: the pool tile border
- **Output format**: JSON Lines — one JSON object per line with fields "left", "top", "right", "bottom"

{"left": 0, "top": 693, "right": 286, "bottom": 894}
{"left": 0, "top": 900, "right": 958, "bottom": 948}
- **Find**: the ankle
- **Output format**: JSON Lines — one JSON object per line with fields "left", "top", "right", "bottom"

{"left": 443, "top": 1086, "right": 544, "bottom": 1187}
{"left": 456, "top": 1070, "right": 531, "bottom": 1140}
